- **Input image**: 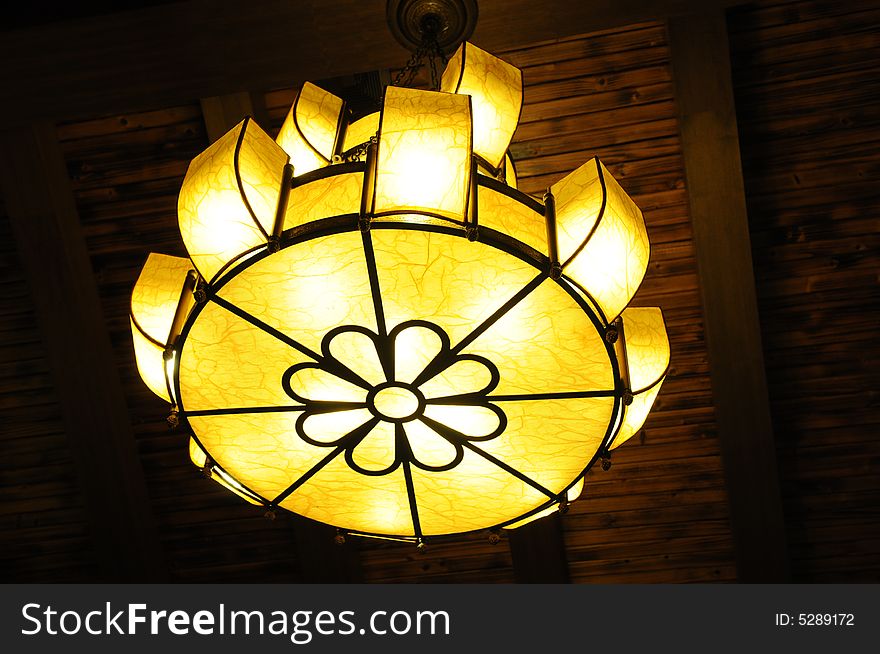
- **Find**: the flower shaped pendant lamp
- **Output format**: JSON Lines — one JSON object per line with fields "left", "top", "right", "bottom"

{"left": 129, "top": 2, "right": 669, "bottom": 543}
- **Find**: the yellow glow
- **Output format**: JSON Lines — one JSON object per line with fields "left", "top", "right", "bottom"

{"left": 131, "top": 318, "right": 171, "bottom": 402}
{"left": 301, "top": 409, "right": 373, "bottom": 444}
{"left": 441, "top": 42, "right": 523, "bottom": 170}
{"left": 374, "top": 86, "right": 472, "bottom": 221}
{"left": 505, "top": 152, "right": 517, "bottom": 188}
{"left": 137, "top": 40, "right": 667, "bottom": 537}
{"left": 478, "top": 184, "right": 546, "bottom": 254}
{"left": 622, "top": 307, "right": 669, "bottom": 392}
{"left": 554, "top": 159, "right": 649, "bottom": 321}
{"left": 417, "top": 358, "right": 493, "bottom": 399}
{"left": 463, "top": 279, "right": 613, "bottom": 395}
{"left": 502, "top": 505, "right": 557, "bottom": 529}
{"left": 612, "top": 378, "right": 665, "bottom": 450}
{"left": 404, "top": 420, "right": 458, "bottom": 468}
{"left": 281, "top": 457, "right": 414, "bottom": 536}
{"left": 276, "top": 82, "right": 344, "bottom": 174}
{"left": 350, "top": 421, "right": 398, "bottom": 472}
{"left": 131, "top": 253, "right": 192, "bottom": 344}
{"left": 188, "top": 412, "right": 337, "bottom": 499}
{"left": 285, "top": 171, "right": 363, "bottom": 230}
{"left": 422, "top": 404, "right": 500, "bottom": 438}
{"left": 216, "top": 232, "right": 377, "bottom": 353}
{"left": 178, "top": 118, "right": 288, "bottom": 281}
{"left": 189, "top": 437, "right": 207, "bottom": 468}
{"left": 213, "top": 467, "right": 263, "bottom": 506}
{"left": 371, "top": 228, "right": 538, "bottom": 346}
{"left": 342, "top": 112, "right": 380, "bottom": 153}
{"left": 501, "top": 478, "right": 584, "bottom": 530}
{"left": 567, "top": 476, "right": 585, "bottom": 502}
{"left": 178, "top": 300, "right": 311, "bottom": 411}
{"left": 372, "top": 386, "right": 420, "bottom": 420}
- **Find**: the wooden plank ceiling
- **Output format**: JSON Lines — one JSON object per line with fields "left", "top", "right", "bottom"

{"left": 1, "top": 0, "right": 877, "bottom": 582}
{"left": 727, "top": 0, "right": 880, "bottom": 582}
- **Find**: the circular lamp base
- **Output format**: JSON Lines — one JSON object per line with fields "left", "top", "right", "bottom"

{"left": 386, "top": 0, "right": 478, "bottom": 52}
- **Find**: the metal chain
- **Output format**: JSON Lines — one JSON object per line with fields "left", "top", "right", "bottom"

{"left": 390, "top": 28, "right": 448, "bottom": 91}
{"left": 342, "top": 26, "right": 450, "bottom": 162}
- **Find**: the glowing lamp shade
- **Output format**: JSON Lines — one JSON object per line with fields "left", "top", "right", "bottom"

{"left": 131, "top": 42, "right": 669, "bottom": 541}
{"left": 178, "top": 117, "right": 289, "bottom": 282}
{"left": 130, "top": 253, "right": 194, "bottom": 402}
{"left": 441, "top": 42, "right": 523, "bottom": 171}
{"left": 373, "top": 86, "right": 472, "bottom": 221}
{"left": 612, "top": 307, "right": 670, "bottom": 449}
{"left": 552, "top": 157, "right": 650, "bottom": 322}
{"left": 276, "top": 82, "right": 345, "bottom": 174}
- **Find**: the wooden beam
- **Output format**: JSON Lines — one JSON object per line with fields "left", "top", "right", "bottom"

{"left": 508, "top": 513, "right": 570, "bottom": 583}
{"left": 0, "top": 123, "right": 168, "bottom": 582}
{"left": 0, "top": 0, "right": 745, "bottom": 125}
{"left": 198, "top": 93, "right": 363, "bottom": 582}
{"left": 667, "top": 10, "right": 789, "bottom": 581}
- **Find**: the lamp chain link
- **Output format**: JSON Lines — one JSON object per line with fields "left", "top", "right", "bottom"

{"left": 390, "top": 25, "right": 449, "bottom": 91}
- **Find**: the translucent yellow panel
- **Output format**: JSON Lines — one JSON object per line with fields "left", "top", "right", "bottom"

{"left": 342, "top": 112, "right": 380, "bottom": 153}
{"left": 478, "top": 185, "right": 546, "bottom": 254}
{"left": 216, "top": 232, "right": 377, "bottom": 353}
{"left": 325, "top": 329, "right": 385, "bottom": 387}
{"left": 475, "top": 397, "right": 611, "bottom": 492}
{"left": 418, "top": 358, "right": 494, "bottom": 399}
{"left": 404, "top": 420, "right": 458, "bottom": 468}
{"left": 551, "top": 157, "right": 604, "bottom": 264}
{"left": 502, "top": 477, "right": 581, "bottom": 529}
{"left": 611, "top": 377, "right": 665, "bottom": 450}
{"left": 422, "top": 404, "right": 502, "bottom": 438}
{"left": 300, "top": 409, "right": 373, "bottom": 445}
{"left": 285, "top": 172, "right": 363, "bottom": 230}
{"left": 374, "top": 86, "right": 472, "bottom": 221}
{"left": 131, "top": 253, "right": 192, "bottom": 343}
{"left": 560, "top": 161, "right": 649, "bottom": 322}
{"left": 179, "top": 118, "right": 288, "bottom": 281}
{"left": 568, "top": 476, "right": 585, "bottom": 502}
{"left": 178, "top": 302, "right": 311, "bottom": 411}
{"left": 441, "top": 42, "right": 523, "bottom": 170}
{"left": 370, "top": 229, "right": 538, "bottom": 346}
{"left": 189, "top": 437, "right": 207, "bottom": 468}
{"left": 212, "top": 467, "right": 263, "bottom": 505}
{"left": 188, "top": 412, "right": 333, "bottom": 499}
{"left": 412, "top": 447, "right": 549, "bottom": 535}
{"left": 505, "top": 152, "right": 518, "bottom": 188}
{"left": 503, "top": 505, "right": 556, "bottom": 530}
{"left": 392, "top": 324, "right": 444, "bottom": 385}
{"left": 131, "top": 318, "right": 171, "bottom": 402}
{"left": 349, "top": 421, "right": 397, "bottom": 472}
{"left": 476, "top": 153, "right": 516, "bottom": 188}
{"left": 502, "top": 464, "right": 586, "bottom": 530}
{"left": 463, "top": 279, "right": 613, "bottom": 395}
{"left": 286, "top": 366, "right": 367, "bottom": 403}
{"left": 276, "top": 82, "right": 344, "bottom": 174}
{"left": 281, "top": 456, "right": 413, "bottom": 536}
{"left": 621, "top": 306, "right": 669, "bottom": 392}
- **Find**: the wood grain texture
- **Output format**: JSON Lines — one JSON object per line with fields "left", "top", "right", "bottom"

{"left": 0, "top": 0, "right": 742, "bottom": 126}
{"left": 2, "top": 0, "right": 874, "bottom": 583}
{"left": 668, "top": 10, "right": 789, "bottom": 582}
{"left": 0, "top": 124, "right": 168, "bottom": 581}
{"left": 728, "top": 0, "right": 880, "bottom": 582}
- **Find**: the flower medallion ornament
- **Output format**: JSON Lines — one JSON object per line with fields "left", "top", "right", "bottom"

{"left": 283, "top": 322, "right": 505, "bottom": 477}
{"left": 129, "top": 41, "right": 671, "bottom": 541}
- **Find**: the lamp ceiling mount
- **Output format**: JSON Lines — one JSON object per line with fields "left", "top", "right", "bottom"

{"left": 386, "top": 0, "right": 478, "bottom": 52}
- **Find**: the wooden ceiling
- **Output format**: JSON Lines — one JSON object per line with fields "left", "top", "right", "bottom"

{"left": 1, "top": 0, "right": 878, "bottom": 583}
